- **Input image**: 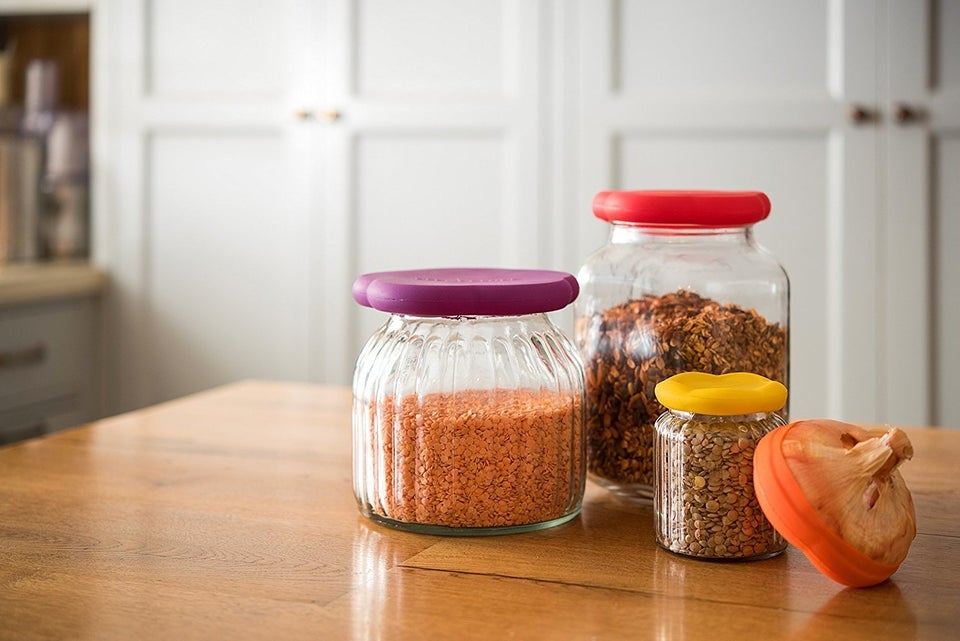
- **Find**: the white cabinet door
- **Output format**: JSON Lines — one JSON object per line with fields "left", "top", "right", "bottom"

{"left": 571, "top": 0, "right": 880, "bottom": 421}
{"left": 885, "top": 0, "right": 960, "bottom": 427}
{"left": 99, "top": 0, "right": 320, "bottom": 409}
{"left": 317, "top": 0, "right": 548, "bottom": 381}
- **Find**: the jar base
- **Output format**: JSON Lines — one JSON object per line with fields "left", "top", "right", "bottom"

{"left": 589, "top": 474, "right": 654, "bottom": 506}
{"left": 657, "top": 542, "right": 787, "bottom": 562}
{"left": 361, "top": 509, "right": 581, "bottom": 536}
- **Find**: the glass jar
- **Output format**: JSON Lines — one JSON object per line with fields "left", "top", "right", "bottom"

{"left": 575, "top": 190, "right": 789, "bottom": 502}
{"left": 654, "top": 372, "right": 788, "bottom": 560}
{"left": 352, "top": 268, "right": 586, "bottom": 535}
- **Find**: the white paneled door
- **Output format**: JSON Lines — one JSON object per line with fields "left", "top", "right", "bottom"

{"left": 102, "top": 0, "right": 321, "bottom": 409}
{"left": 572, "top": 0, "right": 879, "bottom": 422}
{"left": 884, "top": 0, "right": 960, "bottom": 428}
{"left": 319, "top": 0, "right": 546, "bottom": 382}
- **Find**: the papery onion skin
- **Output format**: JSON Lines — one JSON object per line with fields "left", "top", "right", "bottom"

{"left": 779, "top": 420, "right": 916, "bottom": 567}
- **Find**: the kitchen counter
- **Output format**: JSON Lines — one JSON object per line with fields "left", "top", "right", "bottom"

{"left": 0, "top": 261, "right": 106, "bottom": 307}
{"left": 0, "top": 381, "right": 956, "bottom": 640}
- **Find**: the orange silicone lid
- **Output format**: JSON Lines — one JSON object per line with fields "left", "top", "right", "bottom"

{"left": 753, "top": 422, "right": 900, "bottom": 588}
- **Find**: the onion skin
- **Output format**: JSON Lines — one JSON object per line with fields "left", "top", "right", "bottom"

{"left": 754, "top": 419, "right": 917, "bottom": 587}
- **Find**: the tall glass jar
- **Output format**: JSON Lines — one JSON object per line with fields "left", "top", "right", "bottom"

{"left": 352, "top": 268, "right": 586, "bottom": 535}
{"left": 653, "top": 372, "right": 788, "bottom": 560}
{"left": 575, "top": 190, "right": 789, "bottom": 502}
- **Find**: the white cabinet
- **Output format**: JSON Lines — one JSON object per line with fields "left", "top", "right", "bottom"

{"left": 319, "top": 0, "right": 547, "bottom": 385}
{"left": 100, "top": 0, "right": 321, "bottom": 409}
{"left": 884, "top": 0, "right": 960, "bottom": 428}
{"left": 571, "top": 0, "right": 879, "bottom": 422}
{"left": 96, "top": 0, "right": 959, "bottom": 426}
{"left": 98, "top": 0, "right": 548, "bottom": 411}
{"left": 0, "top": 296, "right": 100, "bottom": 444}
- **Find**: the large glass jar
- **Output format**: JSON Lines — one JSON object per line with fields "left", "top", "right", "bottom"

{"left": 352, "top": 268, "right": 586, "bottom": 535}
{"left": 653, "top": 372, "right": 788, "bottom": 560}
{"left": 575, "top": 190, "right": 789, "bottom": 502}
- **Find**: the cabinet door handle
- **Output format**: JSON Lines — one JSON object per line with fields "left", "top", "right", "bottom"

{"left": 0, "top": 344, "right": 47, "bottom": 369}
{"left": 894, "top": 104, "right": 924, "bottom": 124}
{"left": 848, "top": 104, "right": 876, "bottom": 124}
{"left": 291, "top": 109, "right": 341, "bottom": 122}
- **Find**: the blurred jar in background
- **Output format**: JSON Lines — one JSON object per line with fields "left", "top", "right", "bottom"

{"left": 21, "top": 58, "right": 58, "bottom": 136}
{"left": 42, "top": 110, "right": 88, "bottom": 259}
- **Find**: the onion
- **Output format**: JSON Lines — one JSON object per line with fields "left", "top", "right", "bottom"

{"left": 754, "top": 419, "right": 917, "bottom": 587}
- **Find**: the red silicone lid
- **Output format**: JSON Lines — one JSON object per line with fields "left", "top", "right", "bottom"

{"left": 592, "top": 190, "right": 771, "bottom": 227}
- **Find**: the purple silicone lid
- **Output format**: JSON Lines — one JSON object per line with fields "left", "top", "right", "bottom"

{"left": 353, "top": 268, "right": 579, "bottom": 316}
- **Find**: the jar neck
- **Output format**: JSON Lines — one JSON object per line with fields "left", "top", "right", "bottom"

{"left": 668, "top": 410, "right": 774, "bottom": 422}
{"left": 608, "top": 222, "right": 754, "bottom": 246}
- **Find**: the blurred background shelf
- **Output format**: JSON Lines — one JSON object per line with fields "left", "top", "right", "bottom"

{"left": 0, "top": 260, "right": 103, "bottom": 305}
{"left": 0, "top": 1, "right": 90, "bottom": 15}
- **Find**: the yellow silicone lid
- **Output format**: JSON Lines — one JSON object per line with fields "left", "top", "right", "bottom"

{"left": 654, "top": 372, "right": 787, "bottom": 416}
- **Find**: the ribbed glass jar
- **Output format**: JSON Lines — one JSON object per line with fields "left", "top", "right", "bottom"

{"left": 352, "top": 269, "right": 586, "bottom": 535}
{"left": 576, "top": 190, "right": 789, "bottom": 503}
{"left": 653, "top": 373, "right": 788, "bottom": 560}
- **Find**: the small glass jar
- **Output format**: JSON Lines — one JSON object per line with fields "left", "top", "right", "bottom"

{"left": 352, "top": 268, "right": 586, "bottom": 535}
{"left": 575, "top": 190, "right": 789, "bottom": 502}
{"left": 654, "top": 372, "right": 788, "bottom": 560}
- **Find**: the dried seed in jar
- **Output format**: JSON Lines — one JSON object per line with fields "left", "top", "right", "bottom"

{"left": 580, "top": 291, "right": 787, "bottom": 490}
{"left": 656, "top": 414, "right": 786, "bottom": 560}
{"left": 368, "top": 388, "right": 582, "bottom": 529}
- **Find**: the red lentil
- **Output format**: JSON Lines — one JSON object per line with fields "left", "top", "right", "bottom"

{"left": 366, "top": 388, "right": 583, "bottom": 528}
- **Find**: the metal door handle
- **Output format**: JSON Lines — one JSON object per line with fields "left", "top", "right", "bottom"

{"left": 292, "top": 109, "right": 341, "bottom": 122}
{"left": 894, "top": 104, "right": 924, "bottom": 124}
{"left": 848, "top": 104, "right": 876, "bottom": 124}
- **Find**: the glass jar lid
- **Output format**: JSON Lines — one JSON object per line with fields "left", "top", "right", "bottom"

{"left": 353, "top": 268, "right": 579, "bottom": 316}
{"left": 655, "top": 372, "right": 787, "bottom": 416}
{"left": 592, "top": 190, "right": 771, "bottom": 227}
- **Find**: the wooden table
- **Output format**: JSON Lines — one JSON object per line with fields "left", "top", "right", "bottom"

{"left": 1, "top": 382, "right": 957, "bottom": 640}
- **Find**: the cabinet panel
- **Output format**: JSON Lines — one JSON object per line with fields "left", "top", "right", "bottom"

{"left": 934, "top": 136, "right": 960, "bottom": 427}
{"left": 355, "top": 0, "right": 506, "bottom": 97}
{"left": 615, "top": 0, "right": 828, "bottom": 93}
{"left": 147, "top": 133, "right": 310, "bottom": 402}
{"left": 146, "top": 0, "right": 291, "bottom": 97}
{"left": 618, "top": 134, "right": 830, "bottom": 418}
{"left": 355, "top": 135, "right": 506, "bottom": 271}
{"left": 937, "top": 0, "right": 960, "bottom": 91}
{"left": 352, "top": 134, "right": 509, "bottom": 356}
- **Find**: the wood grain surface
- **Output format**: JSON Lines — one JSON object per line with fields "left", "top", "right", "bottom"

{"left": 0, "top": 381, "right": 957, "bottom": 640}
